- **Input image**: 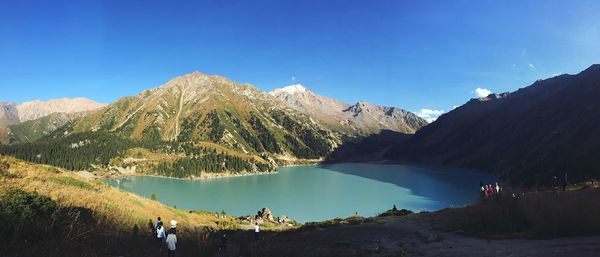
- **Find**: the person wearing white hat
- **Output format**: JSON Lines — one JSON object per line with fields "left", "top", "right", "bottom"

{"left": 165, "top": 220, "right": 178, "bottom": 257}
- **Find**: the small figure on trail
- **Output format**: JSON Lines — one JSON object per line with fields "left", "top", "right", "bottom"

{"left": 254, "top": 222, "right": 260, "bottom": 241}
{"left": 486, "top": 184, "right": 494, "bottom": 196}
{"left": 563, "top": 173, "right": 569, "bottom": 192}
{"left": 552, "top": 176, "right": 558, "bottom": 189}
{"left": 219, "top": 233, "right": 228, "bottom": 251}
{"left": 495, "top": 182, "right": 501, "bottom": 194}
{"left": 166, "top": 220, "right": 178, "bottom": 257}
{"left": 392, "top": 205, "right": 397, "bottom": 211}
{"left": 148, "top": 219, "right": 156, "bottom": 235}
{"left": 157, "top": 224, "right": 166, "bottom": 251}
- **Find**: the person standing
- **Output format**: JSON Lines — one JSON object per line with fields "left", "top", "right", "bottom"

{"left": 254, "top": 222, "right": 260, "bottom": 241}
{"left": 166, "top": 220, "right": 178, "bottom": 257}
{"left": 156, "top": 216, "right": 163, "bottom": 229}
{"left": 156, "top": 224, "right": 166, "bottom": 252}
{"left": 219, "top": 233, "right": 228, "bottom": 251}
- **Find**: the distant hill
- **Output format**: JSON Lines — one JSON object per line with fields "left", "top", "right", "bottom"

{"left": 0, "top": 98, "right": 105, "bottom": 144}
{"left": 386, "top": 64, "right": 600, "bottom": 186}
{"left": 6, "top": 112, "right": 88, "bottom": 144}
{"left": 270, "top": 84, "right": 427, "bottom": 135}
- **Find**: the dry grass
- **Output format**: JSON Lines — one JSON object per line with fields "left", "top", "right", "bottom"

{"left": 0, "top": 156, "right": 297, "bottom": 256}
{"left": 0, "top": 156, "right": 242, "bottom": 232}
{"left": 428, "top": 187, "right": 600, "bottom": 238}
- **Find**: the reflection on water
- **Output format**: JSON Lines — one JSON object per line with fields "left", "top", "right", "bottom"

{"left": 106, "top": 163, "right": 494, "bottom": 222}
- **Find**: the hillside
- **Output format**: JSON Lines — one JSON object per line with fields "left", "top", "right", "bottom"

{"left": 0, "top": 72, "right": 344, "bottom": 178}
{"left": 0, "top": 98, "right": 105, "bottom": 144}
{"left": 0, "top": 102, "right": 20, "bottom": 128}
{"left": 6, "top": 112, "right": 88, "bottom": 144}
{"left": 0, "top": 156, "right": 294, "bottom": 257}
{"left": 270, "top": 84, "right": 427, "bottom": 135}
{"left": 386, "top": 64, "right": 600, "bottom": 186}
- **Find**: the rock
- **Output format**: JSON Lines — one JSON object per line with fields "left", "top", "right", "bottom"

{"left": 278, "top": 215, "right": 289, "bottom": 223}
{"left": 261, "top": 207, "right": 274, "bottom": 221}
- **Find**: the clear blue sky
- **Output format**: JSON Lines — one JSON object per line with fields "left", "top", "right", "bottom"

{"left": 2, "top": 0, "right": 600, "bottom": 119}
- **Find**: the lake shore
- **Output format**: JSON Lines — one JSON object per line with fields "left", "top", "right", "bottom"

{"left": 88, "top": 169, "right": 280, "bottom": 181}
{"left": 87, "top": 158, "right": 324, "bottom": 181}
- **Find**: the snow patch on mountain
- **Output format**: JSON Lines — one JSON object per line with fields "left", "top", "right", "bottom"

{"left": 269, "top": 84, "right": 307, "bottom": 96}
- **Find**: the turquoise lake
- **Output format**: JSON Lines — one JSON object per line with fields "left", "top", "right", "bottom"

{"left": 105, "top": 163, "right": 494, "bottom": 223}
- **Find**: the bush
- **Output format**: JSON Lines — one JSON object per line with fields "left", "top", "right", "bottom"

{"left": 0, "top": 189, "right": 62, "bottom": 242}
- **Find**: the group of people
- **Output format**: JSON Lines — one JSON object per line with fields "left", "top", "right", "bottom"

{"left": 155, "top": 217, "right": 178, "bottom": 257}
{"left": 153, "top": 216, "right": 262, "bottom": 255}
{"left": 480, "top": 181, "right": 502, "bottom": 198}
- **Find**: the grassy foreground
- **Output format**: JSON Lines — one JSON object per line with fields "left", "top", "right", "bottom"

{"left": 0, "top": 156, "right": 290, "bottom": 257}
{"left": 1, "top": 155, "right": 599, "bottom": 257}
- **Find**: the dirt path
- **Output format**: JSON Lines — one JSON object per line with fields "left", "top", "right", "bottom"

{"left": 228, "top": 216, "right": 600, "bottom": 257}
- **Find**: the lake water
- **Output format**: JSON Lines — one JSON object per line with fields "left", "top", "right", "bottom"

{"left": 105, "top": 163, "right": 494, "bottom": 222}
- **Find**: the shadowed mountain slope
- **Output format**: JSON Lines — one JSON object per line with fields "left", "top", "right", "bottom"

{"left": 387, "top": 64, "right": 600, "bottom": 185}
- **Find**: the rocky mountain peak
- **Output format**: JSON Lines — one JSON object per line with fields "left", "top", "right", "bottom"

{"left": 15, "top": 97, "right": 106, "bottom": 122}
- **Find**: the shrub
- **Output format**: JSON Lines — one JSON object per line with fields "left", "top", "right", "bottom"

{"left": 0, "top": 189, "right": 62, "bottom": 242}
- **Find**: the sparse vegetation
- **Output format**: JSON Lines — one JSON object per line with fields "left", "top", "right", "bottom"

{"left": 0, "top": 156, "right": 286, "bottom": 257}
{"left": 249, "top": 113, "right": 282, "bottom": 154}
{"left": 51, "top": 176, "right": 95, "bottom": 190}
{"left": 431, "top": 187, "right": 600, "bottom": 238}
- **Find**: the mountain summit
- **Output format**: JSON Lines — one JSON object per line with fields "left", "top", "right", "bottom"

{"left": 270, "top": 84, "right": 426, "bottom": 135}
{"left": 0, "top": 97, "right": 106, "bottom": 126}
{"left": 269, "top": 84, "right": 308, "bottom": 95}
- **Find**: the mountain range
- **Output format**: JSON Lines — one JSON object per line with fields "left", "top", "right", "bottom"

{"left": 0, "top": 98, "right": 106, "bottom": 144}
{"left": 0, "top": 72, "right": 425, "bottom": 177}
{"left": 269, "top": 84, "right": 426, "bottom": 135}
{"left": 3, "top": 65, "right": 600, "bottom": 185}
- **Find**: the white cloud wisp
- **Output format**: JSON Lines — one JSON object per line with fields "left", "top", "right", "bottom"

{"left": 416, "top": 108, "right": 445, "bottom": 123}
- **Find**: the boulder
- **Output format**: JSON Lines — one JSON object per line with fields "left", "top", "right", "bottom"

{"left": 261, "top": 207, "right": 274, "bottom": 221}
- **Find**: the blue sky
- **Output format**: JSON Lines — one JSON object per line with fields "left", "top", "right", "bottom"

{"left": 2, "top": 0, "right": 600, "bottom": 120}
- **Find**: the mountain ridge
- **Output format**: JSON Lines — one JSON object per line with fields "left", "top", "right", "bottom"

{"left": 385, "top": 64, "right": 600, "bottom": 185}
{"left": 0, "top": 97, "right": 106, "bottom": 144}
{"left": 270, "top": 84, "right": 427, "bottom": 135}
